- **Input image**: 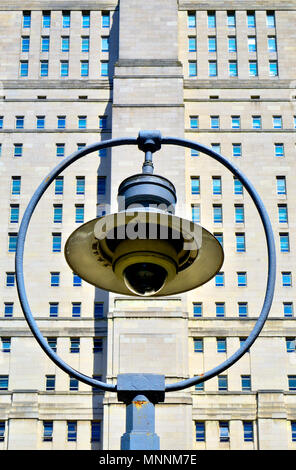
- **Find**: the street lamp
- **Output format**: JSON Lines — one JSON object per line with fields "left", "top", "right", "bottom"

{"left": 16, "top": 131, "right": 276, "bottom": 450}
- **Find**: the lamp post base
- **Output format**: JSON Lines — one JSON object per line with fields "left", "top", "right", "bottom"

{"left": 117, "top": 374, "right": 165, "bottom": 450}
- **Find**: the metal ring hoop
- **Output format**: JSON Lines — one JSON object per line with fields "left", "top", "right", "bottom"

{"left": 15, "top": 135, "right": 276, "bottom": 394}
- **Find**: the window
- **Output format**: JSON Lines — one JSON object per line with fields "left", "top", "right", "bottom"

{"left": 241, "top": 375, "right": 251, "bottom": 391}
{"left": 193, "top": 302, "right": 202, "bottom": 317}
{"left": 191, "top": 177, "right": 200, "bottom": 195}
{"left": 61, "top": 37, "right": 69, "bottom": 52}
{"left": 189, "top": 116, "right": 198, "bottom": 129}
{"left": 97, "top": 176, "right": 106, "bottom": 196}
{"left": 191, "top": 149, "right": 199, "bottom": 157}
{"left": 12, "top": 177, "right": 21, "bottom": 195}
{"left": 238, "top": 302, "right": 248, "bottom": 317}
{"left": 46, "top": 375, "right": 55, "bottom": 391}
{"left": 219, "top": 422, "right": 229, "bottom": 442}
{"left": 8, "top": 233, "right": 17, "bottom": 252}
{"left": 249, "top": 61, "right": 258, "bottom": 76}
{"left": 252, "top": 116, "right": 261, "bottom": 129}
{"left": 37, "top": 115, "right": 45, "bottom": 129}
{"left": 291, "top": 422, "right": 296, "bottom": 442}
{"left": 22, "top": 11, "right": 31, "bottom": 28}
{"left": 60, "top": 60, "right": 69, "bottom": 77}
{"left": 207, "top": 11, "right": 216, "bottom": 28}
{"left": 0, "top": 422, "right": 5, "bottom": 442}
{"left": 208, "top": 36, "right": 216, "bottom": 52}
{"left": 62, "top": 11, "right": 71, "bottom": 28}
{"left": 228, "top": 36, "right": 236, "bottom": 52}
{"left": 282, "top": 272, "right": 292, "bottom": 287}
{"left": 195, "top": 382, "right": 204, "bottom": 391}
{"left": 247, "top": 11, "right": 255, "bottom": 28}
{"left": 267, "top": 11, "right": 275, "bottom": 28}
{"left": 93, "top": 338, "right": 103, "bottom": 353}
{"left": 243, "top": 422, "right": 254, "bottom": 441}
{"left": 188, "top": 37, "right": 196, "bottom": 52}
{"left": 47, "top": 338, "right": 57, "bottom": 352}
{"left": 52, "top": 233, "right": 61, "bottom": 252}
{"left": 67, "top": 421, "right": 77, "bottom": 441}
{"left": 240, "top": 337, "right": 249, "bottom": 350}
{"left": 212, "top": 177, "right": 222, "bottom": 195}
{"left": 228, "top": 61, "right": 237, "bottom": 78}
{"left": 231, "top": 116, "right": 240, "bottom": 129}
{"left": 188, "top": 12, "right": 196, "bottom": 28}
{"left": 189, "top": 61, "right": 197, "bottom": 77}
{"left": 236, "top": 233, "right": 246, "bottom": 252}
{"left": 194, "top": 338, "right": 203, "bottom": 353}
{"left": 43, "top": 421, "right": 53, "bottom": 441}
{"left": 0, "top": 376, "right": 8, "bottom": 390}
{"left": 248, "top": 36, "right": 257, "bottom": 52}
{"left": 102, "top": 10, "right": 110, "bottom": 27}
{"left": 286, "top": 338, "right": 296, "bottom": 353}
{"left": 191, "top": 204, "right": 200, "bottom": 223}
{"left": 94, "top": 302, "right": 104, "bottom": 318}
{"left": 101, "top": 36, "right": 109, "bottom": 52}
{"left": 72, "top": 302, "right": 81, "bottom": 318}
{"left": 213, "top": 204, "right": 222, "bottom": 223}
{"left": 288, "top": 375, "right": 296, "bottom": 391}
{"left": 14, "top": 143, "right": 23, "bottom": 157}
{"left": 227, "top": 11, "right": 236, "bottom": 28}
{"left": 70, "top": 338, "right": 80, "bottom": 353}
{"left": 20, "top": 61, "right": 28, "bottom": 77}
{"left": 75, "top": 204, "right": 84, "bottom": 223}
{"left": 216, "top": 302, "right": 225, "bottom": 318}
{"left": 42, "top": 11, "right": 51, "bottom": 28}
{"left": 10, "top": 205, "right": 19, "bottom": 224}
{"left": 101, "top": 61, "right": 109, "bottom": 77}
{"left": 82, "top": 11, "right": 90, "bottom": 28}
{"left": 50, "top": 272, "right": 60, "bottom": 287}
{"left": 53, "top": 204, "right": 62, "bottom": 223}
{"left": 70, "top": 378, "right": 79, "bottom": 391}
{"left": 275, "top": 143, "right": 284, "bottom": 158}
{"left": 4, "top": 303, "right": 13, "bottom": 318}
{"left": 235, "top": 204, "right": 244, "bottom": 223}
{"left": 218, "top": 375, "right": 228, "bottom": 391}
{"left": 6, "top": 272, "right": 15, "bottom": 287}
{"left": 22, "top": 36, "right": 30, "bottom": 52}
{"left": 77, "top": 143, "right": 86, "bottom": 151}
{"left": 49, "top": 303, "right": 58, "bottom": 318}
{"left": 280, "top": 233, "right": 290, "bottom": 253}
{"left": 209, "top": 61, "right": 217, "bottom": 77}
{"left": 78, "top": 116, "right": 87, "bottom": 129}
{"left": 57, "top": 116, "right": 66, "bottom": 129}
{"left": 1, "top": 338, "right": 11, "bottom": 353}
{"left": 268, "top": 36, "right": 277, "bottom": 52}
{"left": 91, "top": 422, "right": 101, "bottom": 442}
{"left": 73, "top": 273, "right": 82, "bottom": 287}
{"left": 195, "top": 422, "right": 205, "bottom": 441}
{"left": 284, "top": 302, "right": 293, "bottom": 317}
{"left": 237, "top": 272, "right": 247, "bottom": 287}
{"left": 41, "top": 36, "right": 49, "bottom": 52}
{"left": 99, "top": 116, "right": 107, "bottom": 129}
{"left": 56, "top": 143, "right": 65, "bottom": 157}
{"left": 15, "top": 116, "right": 24, "bottom": 129}
{"left": 217, "top": 338, "right": 226, "bottom": 353}
{"left": 273, "top": 116, "right": 282, "bottom": 129}
{"left": 81, "top": 36, "right": 89, "bottom": 52}
{"left": 76, "top": 176, "right": 85, "bottom": 195}
{"left": 210, "top": 116, "right": 219, "bottom": 129}
{"left": 215, "top": 272, "right": 224, "bottom": 287}
{"left": 278, "top": 205, "right": 288, "bottom": 224}
{"left": 269, "top": 61, "right": 278, "bottom": 77}
{"left": 214, "top": 233, "right": 223, "bottom": 247}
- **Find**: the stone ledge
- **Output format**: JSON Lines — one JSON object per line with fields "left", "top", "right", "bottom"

{"left": 184, "top": 79, "right": 294, "bottom": 89}
{"left": 0, "top": 1, "right": 118, "bottom": 10}
{"left": 0, "top": 80, "right": 112, "bottom": 89}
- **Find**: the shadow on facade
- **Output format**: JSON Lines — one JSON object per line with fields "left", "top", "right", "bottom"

{"left": 91, "top": 4, "right": 119, "bottom": 450}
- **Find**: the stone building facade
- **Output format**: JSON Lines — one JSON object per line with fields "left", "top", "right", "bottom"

{"left": 0, "top": 0, "right": 295, "bottom": 450}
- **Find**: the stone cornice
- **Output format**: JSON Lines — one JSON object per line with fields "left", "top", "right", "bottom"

{"left": 179, "top": 1, "right": 296, "bottom": 10}
{"left": 184, "top": 79, "right": 294, "bottom": 89}
{"left": 0, "top": 79, "right": 112, "bottom": 89}
{"left": 0, "top": 1, "right": 118, "bottom": 10}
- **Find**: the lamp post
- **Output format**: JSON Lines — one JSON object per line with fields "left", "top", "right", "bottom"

{"left": 16, "top": 131, "right": 276, "bottom": 450}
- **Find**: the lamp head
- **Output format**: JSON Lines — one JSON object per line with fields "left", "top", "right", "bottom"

{"left": 64, "top": 171, "right": 224, "bottom": 297}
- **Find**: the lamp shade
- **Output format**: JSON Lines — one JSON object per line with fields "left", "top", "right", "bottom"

{"left": 64, "top": 210, "right": 224, "bottom": 297}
